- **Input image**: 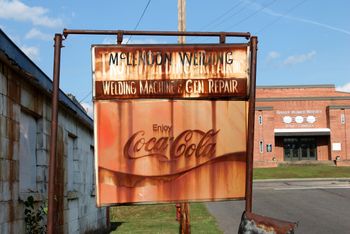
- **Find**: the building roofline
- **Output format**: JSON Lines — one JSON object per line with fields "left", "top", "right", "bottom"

{"left": 328, "top": 105, "right": 350, "bottom": 109}
{"left": 257, "top": 96, "right": 350, "bottom": 102}
{"left": 0, "top": 29, "right": 93, "bottom": 129}
{"left": 257, "top": 84, "right": 335, "bottom": 89}
{"left": 256, "top": 106, "right": 274, "bottom": 111}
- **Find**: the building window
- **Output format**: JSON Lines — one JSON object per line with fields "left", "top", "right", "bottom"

{"left": 341, "top": 113, "right": 345, "bottom": 124}
{"left": 259, "top": 140, "right": 264, "bottom": 153}
{"left": 258, "top": 115, "right": 263, "bottom": 125}
{"left": 89, "top": 145, "right": 95, "bottom": 196}
{"left": 19, "top": 111, "right": 37, "bottom": 193}
{"left": 266, "top": 144, "right": 272, "bottom": 152}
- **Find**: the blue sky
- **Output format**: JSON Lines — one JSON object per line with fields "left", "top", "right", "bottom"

{"left": 1, "top": 0, "right": 350, "bottom": 115}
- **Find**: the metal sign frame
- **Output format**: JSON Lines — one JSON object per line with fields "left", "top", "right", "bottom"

{"left": 47, "top": 29, "right": 257, "bottom": 233}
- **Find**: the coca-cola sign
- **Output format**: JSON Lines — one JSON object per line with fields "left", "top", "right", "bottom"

{"left": 93, "top": 44, "right": 249, "bottom": 206}
{"left": 124, "top": 129, "right": 219, "bottom": 162}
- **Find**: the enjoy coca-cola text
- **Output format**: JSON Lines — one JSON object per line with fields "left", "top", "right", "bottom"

{"left": 123, "top": 129, "right": 220, "bottom": 161}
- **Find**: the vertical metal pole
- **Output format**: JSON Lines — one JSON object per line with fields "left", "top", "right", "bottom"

{"left": 178, "top": 0, "right": 186, "bottom": 43}
{"left": 47, "top": 33, "right": 63, "bottom": 234}
{"left": 179, "top": 203, "right": 190, "bottom": 234}
{"left": 245, "top": 36, "right": 258, "bottom": 213}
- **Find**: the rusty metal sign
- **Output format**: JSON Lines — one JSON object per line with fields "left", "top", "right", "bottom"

{"left": 93, "top": 45, "right": 248, "bottom": 99}
{"left": 93, "top": 44, "right": 250, "bottom": 206}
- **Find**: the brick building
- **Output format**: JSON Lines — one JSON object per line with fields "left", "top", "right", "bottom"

{"left": 254, "top": 85, "right": 350, "bottom": 167}
{"left": 0, "top": 30, "right": 107, "bottom": 232}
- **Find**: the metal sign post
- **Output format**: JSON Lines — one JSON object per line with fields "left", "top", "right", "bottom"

{"left": 245, "top": 36, "right": 258, "bottom": 213}
{"left": 47, "top": 33, "right": 63, "bottom": 234}
{"left": 48, "top": 30, "right": 255, "bottom": 234}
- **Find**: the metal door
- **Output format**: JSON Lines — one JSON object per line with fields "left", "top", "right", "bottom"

{"left": 283, "top": 137, "right": 317, "bottom": 161}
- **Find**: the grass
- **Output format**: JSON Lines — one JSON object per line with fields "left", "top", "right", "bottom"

{"left": 109, "top": 203, "right": 222, "bottom": 234}
{"left": 109, "top": 164, "right": 350, "bottom": 233}
{"left": 253, "top": 164, "right": 350, "bottom": 180}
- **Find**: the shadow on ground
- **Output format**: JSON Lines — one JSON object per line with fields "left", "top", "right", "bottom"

{"left": 109, "top": 222, "right": 124, "bottom": 232}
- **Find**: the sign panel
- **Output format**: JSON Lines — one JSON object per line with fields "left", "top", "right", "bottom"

{"left": 93, "top": 44, "right": 250, "bottom": 206}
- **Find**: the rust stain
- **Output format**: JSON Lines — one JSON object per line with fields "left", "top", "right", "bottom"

{"left": 240, "top": 212, "right": 297, "bottom": 234}
{"left": 7, "top": 77, "right": 20, "bottom": 103}
{"left": 96, "top": 100, "right": 247, "bottom": 205}
{"left": 93, "top": 45, "right": 248, "bottom": 100}
{"left": 94, "top": 78, "right": 246, "bottom": 100}
{"left": 99, "top": 153, "right": 244, "bottom": 187}
{"left": 93, "top": 44, "right": 249, "bottom": 205}
{"left": 53, "top": 127, "right": 65, "bottom": 233}
{"left": 7, "top": 106, "right": 14, "bottom": 158}
{"left": 99, "top": 154, "right": 246, "bottom": 204}
{"left": 33, "top": 93, "right": 43, "bottom": 116}
{"left": 7, "top": 169, "right": 15, "bottom": 233}
{"left": 6, "top": 78, "right": 16, "bottom": 233}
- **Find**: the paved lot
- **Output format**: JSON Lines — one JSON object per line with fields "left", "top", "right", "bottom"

{"left": 206, "top": 179, "right": 350, "bottom": 234}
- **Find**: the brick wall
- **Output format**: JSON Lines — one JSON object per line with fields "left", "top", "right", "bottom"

{"left": 0, "top": 59, "right": 107, "bottom": 232}
{"left": 254, "top": 109, "right": 275, "bottom": 163}
{"left": 329, "top": 108, "right": 350, "bottom": 161}
{"left": 254, "top": 86, "right": 350, "bottom": 167}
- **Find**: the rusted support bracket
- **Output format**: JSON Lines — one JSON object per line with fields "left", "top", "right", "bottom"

{"left": 117, "top": 31, "right": 123, "bottom": 45}
{"left": 62, "top": 29, "right": 251, "bottom": 42}
{"left": 219, "top": 34, "right": 226, "bottom": 44}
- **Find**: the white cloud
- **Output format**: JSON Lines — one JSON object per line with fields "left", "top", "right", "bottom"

{"left": 263, "top": 8, "right": 350, "bottom": 36}
{"left": 283, "top": 51, "right": 316, "bottom": 65}
{"left": 81, "top": 102, "right": 94, "bottom": 119}
{"left": 244, "top": 0, "right": 350, "bottom": 36}
{"left": 20, "top": 45, "right": 39, "bottom": 61}
{"left": 0, "top": 0, "right": 63, "bottom": 28}
{"left": 25, "top": 28, "right": 51, "bottom": 41}
{"left": 266, "top": 51, "right": 280, "bottom": 63}
{"left": 336, "top": 83, "right": 350, "bottom": 93}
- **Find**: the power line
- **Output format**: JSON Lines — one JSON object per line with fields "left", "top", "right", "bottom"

{"left": 79, "top": 90, "right": 92, "bottom": 103}
{"left": 79, "top": 0, "right": 152, "bottom": 103}
{"left": 194, "top": 0, "right": 276, "bottom": 43}
{"left": 199, "top": 1, "right": 245, "bottom": 31}
{"left": 126, "top": 0, "right": 152, "bottom": 44}
{"left": 228, "top": 0, "right": 277, "bottom": 29}
{"left": 257, "top": 0, "right": 308, "bottom": 33}
{"left": 207, "top": 1, "right": 250, "bottom": 31}
{"left": 188, "top": 1, "right": 249, "bottom": 43}
{"left": 190, "top": 1, "right": 250, "bottom": 43}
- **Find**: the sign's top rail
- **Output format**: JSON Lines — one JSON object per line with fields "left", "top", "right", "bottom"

{"left": 63, "top": 29, "right": 251, "bottom": 43}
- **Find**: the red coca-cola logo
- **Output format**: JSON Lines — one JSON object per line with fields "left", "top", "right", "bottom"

{"left": 123, "top": 129, "right": 220, "bottom": 161}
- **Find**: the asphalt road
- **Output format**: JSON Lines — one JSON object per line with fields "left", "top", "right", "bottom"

{"left": 206, "top": 179, "right": 350, "bottom": 234}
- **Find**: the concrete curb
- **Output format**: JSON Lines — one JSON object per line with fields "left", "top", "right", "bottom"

{"left": 253, "top": 178, "right": 350, "bottom": 183}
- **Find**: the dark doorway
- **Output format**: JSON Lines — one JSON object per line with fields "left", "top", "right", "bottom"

{"left": 283, "top": 137, "right": 317, "bottom": 161}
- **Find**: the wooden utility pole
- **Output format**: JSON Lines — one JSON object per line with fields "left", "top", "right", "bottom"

{"left": 178, "top": 0, "right": 186, "bottom": 44}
